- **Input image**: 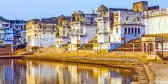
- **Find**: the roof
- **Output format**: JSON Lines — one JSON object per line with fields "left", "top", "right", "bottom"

{"left": 109, "top": 8, "right": 133, "bottom": 12}
{"left": 98, "top": 4, "right": 108, "bottom": 12}
{"left": 57, "top": 15, "right": 71, "bottom": 21}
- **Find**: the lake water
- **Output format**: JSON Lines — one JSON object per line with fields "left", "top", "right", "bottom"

{"left": 0, "top": 59, "right": 138, "bottom": 84}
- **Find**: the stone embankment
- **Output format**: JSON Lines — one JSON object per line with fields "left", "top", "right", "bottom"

{"left": 24, "top": 55, "right": 152, "bottom": 84}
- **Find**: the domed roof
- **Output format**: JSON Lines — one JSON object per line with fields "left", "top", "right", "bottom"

{"left": 72, "top": 11, "right": 77, "bottom": 16}
{"left": 57, "top": 15, "right": 66, "bottom": 20}
{"left": 72, "top": 11, "right": 76, "bottom": 14}
{"left": 98, "top": 4, "right": 108, "bottom": 11}
{"left": 77, "top": 10, "right": 84, "bottom": 15}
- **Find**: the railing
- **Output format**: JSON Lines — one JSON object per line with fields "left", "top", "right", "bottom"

{"left": 96, "top": 28, "right": 109, "bottom": 34}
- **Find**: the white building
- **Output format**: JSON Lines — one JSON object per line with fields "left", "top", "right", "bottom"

{"left": 94, "top": 4, "right": 145, "bottom": 52}
{"left": 69, "top": 10, "right": 97, "bottom": 50}
{"left": 144, "top": 8, "right": 168, "bottom": 35}
{"left": 111, "top": 10, "right": 145, "bottom": 43}
{"left": 26, "top": 19, "right": 57, "bottom": 51}
{"left": 143, "top": 8, "right": 168, "bottom": 52}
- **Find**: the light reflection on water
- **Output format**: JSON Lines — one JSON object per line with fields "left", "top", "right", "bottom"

{"left": 0, "top": 59, "right": 137, "bottom": 84}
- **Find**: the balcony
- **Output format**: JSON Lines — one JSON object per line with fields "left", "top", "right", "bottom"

{"left": 95, "top": 17, "right": 108, "bottom": 22}
{"left": 96, "top": 28, "right": 109, "bottom": 34}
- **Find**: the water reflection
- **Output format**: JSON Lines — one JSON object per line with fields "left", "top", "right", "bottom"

{"left": 0, "top": 60, "right": 26, "bottom": 84}
{"left": 0, "top": 59, "right": 137, "bottom": 84}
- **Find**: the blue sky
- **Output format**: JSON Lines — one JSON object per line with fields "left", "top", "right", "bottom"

{"left": 0, "top": 0, "right": 166, "bottom": 20}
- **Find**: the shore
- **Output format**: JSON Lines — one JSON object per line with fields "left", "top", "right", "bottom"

{"left": 24, "top": 55, "right": 139, "bottom": 67}
{"left": 20, "top": 48, "right": 168, "bottom": 84}
{"left": 24, "top": 54, "right": 151, "bottom": 84}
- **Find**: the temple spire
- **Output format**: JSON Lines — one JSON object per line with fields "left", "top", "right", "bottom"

{"left": 91, "top": 8, "right": 95, "bottom": 14}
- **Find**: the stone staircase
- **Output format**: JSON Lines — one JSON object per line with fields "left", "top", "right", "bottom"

{"left": 79, "top": 36, "right": 97, "bottom": 50}
{"left": 136, "top": 65, "right": 149, "bottom": 84}
{"left": 113, "top": 38, "right": 142, "bottom": 52}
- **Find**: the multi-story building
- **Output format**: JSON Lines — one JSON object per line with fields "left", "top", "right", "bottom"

{"left": 26, "top": 18, "right": 57, "bottom": 51}
{"left": 111, "top": 10, "right": 145, "bottom": 43}
{"left": 0, "top": 17, "right": 26, "bottom": 52}
{"left": 94, "top": 2, "right": 146, "bottom": 52}
{"left": 0, "top": 18, "right": 5, "bottom": 46}
{"left": 142, "top": 7, "right": 168, "bottom": 53}
{"left": 56, "top": 15, "right": 71, "bottom": 49}
{"left": 69, "top": 10, "right": 97, "bottom": 50}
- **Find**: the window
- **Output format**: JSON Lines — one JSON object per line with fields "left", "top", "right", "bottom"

{"left": 35, "top": 34, "right": 36, "bottom": 37}
{"left": 138, "top": 28, "right": 140, "bottom": 34}
{"left": 137, "top": 17, "right": 140, "bottom": 21}
{"left": 126, "top": 17, "right": 129, "bottom": 21}
{"left": 131, "top": 28, "right": 134, "bottom": 34}
{"left": 63, "top": 31, "right": 65, "bottom": 35}
{"left": 128, "top": 28, "right": 130, "bottom": 34}
{"left": 81, "top": 28, "right": 83, "bottom": 33}
{"left": 115, "top": 17, "right": 118, "bottom": 21}
{"left": 116, "top": 28, "right": 118, "bottom": 33}
{"left": 124, "top": 27, "right": 127, "bottom": 34}
{"left": 135, "top": 28, "right": 137, "bottom": 34}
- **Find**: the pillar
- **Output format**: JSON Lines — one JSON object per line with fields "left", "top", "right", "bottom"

{"left": 146, "top": 43, "right": 148, "bottom": 53}
{"left": 161, "top": 37, "right": 164, "bottom": 57}
{"left": 142, "top": 42, "right": 144, "bottom": 53}
{"left": 133, "top": 43, "right": 135, "bottom": 52}
{"left": 153, "top": 42, "right": 156, "bottom": 56}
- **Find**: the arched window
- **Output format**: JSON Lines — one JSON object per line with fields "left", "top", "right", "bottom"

{"left": 126, "top": 17, "right": 129, "bottom": 21}
{"left": 128, "top": 28, "right": 130, "bottom": 34}
{"left": 77, "top": 17, "right": 80, "bottom": 21}
{"left": 81, "top": 28, "right": 83, "bottom": 33}
{"left": 72, "top": 17, "right": 75, "bottom": 22}
{"left": 135, "top": 28, "right": 137, "bottom": 34}
{"left": 138, "top": 28, "right": 140, "bottom": 34}
{"left": 131, "top": 28, "right": 134, "bottom": 34}
{"left": 124, "top": 27, "right": 127, "bottom": 34}
{"left": 116, "top": 28, "right": 118, "bottom": 33}
{"left": 137, "top": 17, "right": 140, "bottom": 21}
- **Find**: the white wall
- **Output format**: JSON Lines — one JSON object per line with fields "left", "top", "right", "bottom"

{"left": 111, "top": 25, "right": 122, "bottom": 43}
{"left": 145, "top": 15, "right": 168, "bottom": 35}
{"left": 40, "top": 32, "right": 56, "bottom": 47}
{"left": 98, "top": 34, "right": 109, "bottom": 43}
{"left": 29, "top": 32, "right": 56, "bottom": 47}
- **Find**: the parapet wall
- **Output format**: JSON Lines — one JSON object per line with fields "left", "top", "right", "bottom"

{"left": 144, "top": 8, "right": 168, "bottom": 17}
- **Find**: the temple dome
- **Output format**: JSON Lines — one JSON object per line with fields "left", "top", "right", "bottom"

{"left": 77, "top": 10, "right": 84, "bottom": 16}
{"left": 57, "top": 15, "right": 66, "bottom": 20}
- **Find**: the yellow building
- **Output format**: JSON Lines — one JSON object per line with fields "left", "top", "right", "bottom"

{"left": 133, "top": 1, "right": 148, "bottom": 12}
{"left": 56, "top": 15, "right": 71, "bottom": 49}
{"left": 26, "top": 19, "right": 40, "bottom": 51}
